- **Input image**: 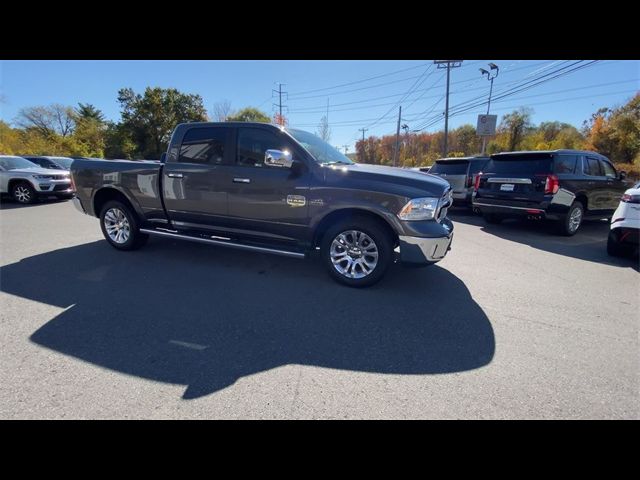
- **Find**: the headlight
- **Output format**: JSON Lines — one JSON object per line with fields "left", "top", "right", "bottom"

{"left": 398, "top": 197, "right": 440, "bottom": 221}
{"left": 33, "top": 175, "right": 54, "bottom": 180}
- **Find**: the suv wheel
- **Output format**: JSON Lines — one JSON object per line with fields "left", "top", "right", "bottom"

{"left": 558, "top": 201, "right": 583, "bottom": 236}
{"left": 320, "top": 217, "right": 392, "bottom": 287}
{"left": 12, "top": 182, "right": 36, "bottom": 204}
{"left": 99, "top": 200, "right": 148, "bottom": 251}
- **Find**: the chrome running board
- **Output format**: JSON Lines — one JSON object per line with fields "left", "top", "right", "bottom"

{"left": 139, "top": 228, "right": 305, "bottom": 259}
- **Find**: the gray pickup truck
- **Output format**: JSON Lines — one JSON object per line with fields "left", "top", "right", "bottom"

{"left": 71, "top": 122, "right": 454, "bottom": 286}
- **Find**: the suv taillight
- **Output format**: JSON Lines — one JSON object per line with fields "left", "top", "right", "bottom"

{"left": 467, "top": 174, "right": 475, "bottom": 188}
{"left": 544, "top": 174, "right": 559, "bottom": 194}
{"left": 473, "top": 173, "right": 482, "bottom": 191}
{"left": 69, "top": 174, "right": 76, "bottom": 191}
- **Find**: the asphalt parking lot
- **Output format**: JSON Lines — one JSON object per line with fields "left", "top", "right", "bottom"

{"left": 1, "top": 199, "right": 638, "bottom": 419}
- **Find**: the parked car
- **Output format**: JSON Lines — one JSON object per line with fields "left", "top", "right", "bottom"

{"left": 0, "top": 155, "right": 74, "bottom": 203}
{"left": 22, "top": 155, "right": 74, "bottom": 171}
{"left": 428, "top": 156, "right": 489, "bottom": 206}
{"left": 472, "top": 150, "right": 628, "bottom": 235}
{"left": 71, "top": 122, "right": 454, "bottom": 287}
{"left": 607, "top": 181, "right": 640, "bottom": 257}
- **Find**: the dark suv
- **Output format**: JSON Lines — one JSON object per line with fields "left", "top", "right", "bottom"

{"left": 472, "top": 150, "right": 627, "bottom": 235}
{"left": 428, "top": 156, "right": 489, "bottom": 207}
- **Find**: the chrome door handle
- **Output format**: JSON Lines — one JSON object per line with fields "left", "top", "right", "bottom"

{"left": 233, "top": 178, "right": 251, "bottom": 184}
{"left": 167, "top": 172, "right": 184, "bottom": 178}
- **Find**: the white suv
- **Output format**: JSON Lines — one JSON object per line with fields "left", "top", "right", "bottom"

{"left": 608, "top": 181, "right": 640, "bottom": 257}
{"left": 0, "top": 155, "right": 74, "bottom": 204}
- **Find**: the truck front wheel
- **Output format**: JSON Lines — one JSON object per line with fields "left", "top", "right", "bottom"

{"left": 320, "top": 218, "right": 393, "bottom": 287}
{"left": 99, "top": 200, "right": 148, "bottom": 251}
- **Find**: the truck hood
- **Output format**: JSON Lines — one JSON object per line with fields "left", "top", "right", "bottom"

{"left": 7, "top": 167, "right": 70, "bottom": 176}
{"left": 322, "top": 163, "right": 450, "bottom": 197}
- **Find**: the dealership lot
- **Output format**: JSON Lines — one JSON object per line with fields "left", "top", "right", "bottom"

{"left": 0, "top": 199, "right": 638, "bottom": 419}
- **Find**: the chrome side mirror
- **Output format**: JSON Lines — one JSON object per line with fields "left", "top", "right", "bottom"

{"left": 265, "top": 149, "right": 293, "bottom": 168}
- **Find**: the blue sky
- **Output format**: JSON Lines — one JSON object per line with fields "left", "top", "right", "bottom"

{"left": 1, "top": 60, "right": 638, "bottom": 152}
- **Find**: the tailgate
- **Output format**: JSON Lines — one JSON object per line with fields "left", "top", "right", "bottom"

{"left": 429, "top": 160, "right": 469, "bottom": 193}
{"left": 475, "top": 154, "right": 552, "bottom": 206}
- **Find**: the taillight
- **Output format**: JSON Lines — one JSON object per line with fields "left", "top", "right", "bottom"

{"left": 69, "top": 174, "right": 76, "bottom": 191}
{"left": 473, "top": 173, "right": 482, "bottom": 191}
{"left": 621, "top": 193, "right": 640, "bottom": 204}
{"left": 544, "top": 174, "right": 559, "bottom": 194}
{"left": 467, "top": 174, "right": 475, "bottom": 188}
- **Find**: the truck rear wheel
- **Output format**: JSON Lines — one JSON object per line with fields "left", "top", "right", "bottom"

{"left": 99, "top": 200, "right": 148, "bottom": 251}
{"left": 320, "top": 217, "right": 392, "bottom": 287}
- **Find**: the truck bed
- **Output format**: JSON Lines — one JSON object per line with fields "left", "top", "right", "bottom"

{"left": 71, "top": 158, "right": 166, "bottom": 221}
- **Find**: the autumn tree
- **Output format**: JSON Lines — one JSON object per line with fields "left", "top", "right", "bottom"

{"left": 15, "top": 104, "right": 75, "bottom": 138}
{"left": 498, "top": 107, "right": 533, "bottom": 151}
{"left": 212, "top": 100, "right": 232, "bottom": 122}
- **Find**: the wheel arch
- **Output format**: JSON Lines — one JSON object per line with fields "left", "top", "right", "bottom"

{"left": 93, "top": 187, "right": 141, "bottom": 220}
{"left": 312, "top": 208, "right": 399, "bottom": 248}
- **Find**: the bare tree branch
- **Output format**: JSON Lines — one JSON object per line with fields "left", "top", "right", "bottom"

{"left": 212, "top": 100, "right": 232, "bottom": 122}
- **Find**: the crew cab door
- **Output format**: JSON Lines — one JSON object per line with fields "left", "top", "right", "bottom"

{"left": 223, "top": 127, "right": 311, "bottom": 243}
{"left": 162, "top": 126, "right": 233, "bottom": 228}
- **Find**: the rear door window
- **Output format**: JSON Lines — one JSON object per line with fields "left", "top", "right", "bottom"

{"left": 430, "top": 161, "right": 469, "bottom": 175}
{"left": 178, "top": 127, "right": 231, "bottom": 165}
{"left": 484, "top": 155, "right": 552, "bottom": 175}
{"left": 599, "top": 159, "right": 616, "bottom": 178}
{"left": 584, "top": 157, "right": 603, "bottom": 176}
{"left": 553, "top": 155, "right": 578, "bottom": 174}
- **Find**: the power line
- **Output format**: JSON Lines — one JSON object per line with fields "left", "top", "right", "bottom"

{"left": 287, "top": 62, "right": 430, "bottom": 96}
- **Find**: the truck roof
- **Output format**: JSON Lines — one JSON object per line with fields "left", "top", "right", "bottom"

{"left": 435, "top": 156, "right": 489, "bottom": 162}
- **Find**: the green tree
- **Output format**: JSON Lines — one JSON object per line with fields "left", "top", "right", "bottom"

{"left": 117, "top": 87, "right": 208, "bottom": 159}
{"left": 75, "top": 103, "right": 105, "bottom": 123}
{"left": 227, "top": 107, "right": 271, "bottom": 123}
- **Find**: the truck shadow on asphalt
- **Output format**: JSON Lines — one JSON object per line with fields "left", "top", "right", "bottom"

{"left": 449, "top": 209, "right": 639, "bottom": 272}
{"left": 1, "top": 239, "right": 495, "bottom": 399}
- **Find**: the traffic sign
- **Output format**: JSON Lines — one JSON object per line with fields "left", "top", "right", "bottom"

{"left": 477, "top": 114, "right": 497, "bottom": 136}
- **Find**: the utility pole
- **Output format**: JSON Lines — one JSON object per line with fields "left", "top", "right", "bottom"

{"left": 393, "top": 106, "right": 402, "bottom": 167}
{"left": 358, "top": 127, "right": 368, "bottom": 163}
{"left": 272, "top": 83, "right": 288, "bottom": 126}
{"left": 434, "top": 60, "right": 463, "bottom": 157}
{"left": 342, "top": 145, "right": 349, "bottom": 155}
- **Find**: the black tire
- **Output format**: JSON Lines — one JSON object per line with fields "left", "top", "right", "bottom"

{"left": 557, "top": 201, "right": 584, "bottom": 236}
{"left": 607, "top": 230, "right": 627, "bottom": 257}
{"left": 320, "top": 216, "right": 393, "bottom": 287}
{"left": 484, "top": 213, "right": 503, "bottom": 224}
{"left": 12, "top": 182, "right": 36, "bottom": 204}
{"left": 99, "top": 200, "right": 148, "bottom": 251}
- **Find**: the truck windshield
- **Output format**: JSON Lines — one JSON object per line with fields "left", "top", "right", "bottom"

{"left": 0, "top": 156, "right": 40, "bottom": 170}
{"left": 287, "top": 128, "right": 354, "bottom": 165}
{"left": 484, "top": 154, "right": 553, "bottom": 175}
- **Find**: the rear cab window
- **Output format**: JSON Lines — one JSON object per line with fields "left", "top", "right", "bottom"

{"left": 599, "top": 159, "right": 617, "bottom": 178}
{"left": 178, "top": 127, "right": 231, "bottom": 165}
{"left": 430, "top": 160, "right": 470, "bottom": 175}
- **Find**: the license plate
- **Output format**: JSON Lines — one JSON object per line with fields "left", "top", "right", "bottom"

{"left": 500, "top": 183, "right": 515, "bottom": 192}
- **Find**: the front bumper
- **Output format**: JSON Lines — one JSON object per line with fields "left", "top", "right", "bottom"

{"left": 399, "top": 233, "right": 454, "bottom": 265}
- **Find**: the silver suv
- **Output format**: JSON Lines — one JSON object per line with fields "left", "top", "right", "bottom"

{"left": 428, "top": 156, "right": 489, "bottom": 207}
{"left": 0, "top": 155, "right": 74, "bottom": 204}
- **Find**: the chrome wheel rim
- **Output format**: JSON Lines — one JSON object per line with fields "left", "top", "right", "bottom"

{"left": 330, "top": 230, "right": 379, "bottom": 279}
{"left": 569, "top": 207, "right": 582, "bottom": 233}
{"left": 104, "top": 208, "right": 131, "bottom": 244}
{"left": 15, "top": 186, "right": 31, "bottom": 203}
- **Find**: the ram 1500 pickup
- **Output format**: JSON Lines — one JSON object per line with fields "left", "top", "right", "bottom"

{"left": 71, "top": 122, "right": 454, "bottom": 286}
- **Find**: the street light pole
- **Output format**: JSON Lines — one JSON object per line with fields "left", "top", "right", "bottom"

{"left": 480, "top": 63, "right": 499, "bottom": 155}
